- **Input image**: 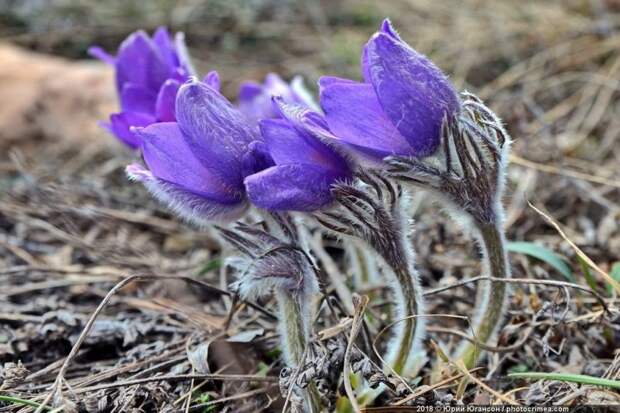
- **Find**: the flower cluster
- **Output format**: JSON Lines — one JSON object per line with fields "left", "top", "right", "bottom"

{"left": 96, "top": 18, "right": 512, "bottom": 410}
{"left": 98, "top": 21, "right": 459, "bottom": 219}
{"left": 90, "top": 28, "right": 194, "bottom": 148}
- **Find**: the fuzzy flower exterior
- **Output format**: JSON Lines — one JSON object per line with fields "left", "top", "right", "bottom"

{"left": 318, "top": 19, "right": 460, "bottom": 162}
{"left": 238, "top": 73, "right": 319, "bottom": 122}
{"left": 89, "top": 27, "right": 195, "bottom": 148}
{"left": 127, "top": 79, "right": 273, "bottom": 224}
{"left": 244, "top": 99, "right": 352, "bottom": 212}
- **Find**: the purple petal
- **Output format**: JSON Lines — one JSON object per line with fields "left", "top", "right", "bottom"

{"left": 115, "top": 30, "right": 169, "bottom": 92}
{"left": 170, "top": 67, "right": 189, "bottom": 83}
{"left": 366, "top": 32, "right": 460, "bottom": 156}
{"left": 361, "top": 46, "right": 372, "bottom": 83}
{"left": 245, "top": 164, "right": 345, "bottom": 212}
{"left": 127, "top": 164, "right": 247, "bottom": 225}
{"left": 107, "top": 111, "right": 155, "bottom": 148}
{"left": 153, "top": 27, "right": 179, "bottom": 68}
{"left": 241, "top": 141, "right": 275, "bottom": 177}
{"left": 264, "top": 73, "right": 293, "bottom": 98}
{"left": 138, "top": 122, "right": 243, "bottom": 202}
{"left": 238, "top": 74, "right": 302, "bottom": 121}
{"left": 155, "top": 79, "right": 181, "bottom": 122}
{"left": 176, "top": 80, "right": 258, "bottom": 187}
{"left": 203, "top": 71, "right": 221, "bottom": 91}
{"left": 317, "top": 76, "right": 358, "bottom": 89}
{"left": 239, "top": 81, "right": 263, "bottom": 102}
{"left": 259, "top": 118, "right": 348, "bottom": 172}
{"left": 380, "top": 18, "right": 403, "bottom": 41}
{"left": 238, "top": 81, "right": 274, "bottom": 120}
{"left": 361, "top": 19, "right": 402, "bottom": 83}
{"left": 271, "top": 96, "right": 329, "bottom": 133}
{"left": 120, "top": 83, "right": 157, "bottom": 114}
{"left": 319, "top": 79, "right": 413, "bottom": 158}
{"left": 88, "top": 46, "right": 115, "bottom": 65}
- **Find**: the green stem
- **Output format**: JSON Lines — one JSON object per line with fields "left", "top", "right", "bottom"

{"left": 358, "top": 198, "right": 426, "bottom": 406}
{"left": 383, "top": 198, "right": 426, "bottom": 377}
{"left": 357, "top": 234, "right": 425, "bottom": 406}
{"left": 508, "top": 372, "right": 620, "bottom": 389}
{"left": 456, "top": 221, "right": 510, "bottom": 368}
{"left": 277, "top": 291, "right": 322, "bottom": 413}
{"left": 0, "top": 395, "right": 49, "bottom": 410}
{"left": 384, "top": 250, "right": 426, "bottom": 376}
{"left": 346, "top": 243, "right": 380, "bottom": 289}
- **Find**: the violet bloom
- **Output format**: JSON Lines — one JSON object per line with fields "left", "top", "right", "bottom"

{"left": 127, "top": 79, "right": 271, "bottom": 224}
{"left": 319, "top": 19, "right": 460, "bottom": 162}
{"left": 245, "top": 99, "right": 352, "bottom": 212}
{"left": 89, "top": 27, "right": 195, "bottom": 148}
{"left": 238, "top": 73, "right": 318, "bottom": 121}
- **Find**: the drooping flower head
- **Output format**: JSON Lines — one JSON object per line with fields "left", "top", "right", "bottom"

{"left": 319, "top": 19, "right": 460, "bottom": 162}
{"left": 238, "top": 73, "right": 319, "bottom": 122}
{"left": 89, "top": 27, "right": 196, "bottom": 148}
{"left": 244, "top": 98, "right": 352, "bottom": 212}
{"left": 127, "top": 77, "right": 273, "bottom": 225}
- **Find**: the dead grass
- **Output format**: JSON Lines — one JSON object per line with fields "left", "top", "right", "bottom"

{"left": 0, "top": 0, "right": 619, "bottom": 411}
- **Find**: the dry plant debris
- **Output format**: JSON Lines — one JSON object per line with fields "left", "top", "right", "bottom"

{"left": 1, "top": 0, "right": 620, "bottom": 411}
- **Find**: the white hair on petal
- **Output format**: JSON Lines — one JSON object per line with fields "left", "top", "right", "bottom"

{"left": 126, "top": 164, "right": 248, "bottom": 228}
{"left": 290, "top": 75, "right": 321, "bottom": 113}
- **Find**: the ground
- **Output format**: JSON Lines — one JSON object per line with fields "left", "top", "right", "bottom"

{"left": 0, "top": 0, "right": 619, "bottom": 411}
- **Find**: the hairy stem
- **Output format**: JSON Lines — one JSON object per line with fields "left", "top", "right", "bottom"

{"left": 455, "top": 221, "right": 510, "bottom": 368}
{"left": 278, "top": 291, "right": 308, "bottom": 366}
{"left": 357, "top": 222, "right": 425, "bottom": 406}
{"left": 277, "top": 291, "right": 322, "bottom": 413}
{"left": 346, "top": 243, "right": 380, "bottom": 289}
{"left": 382, "top": 228, "right": 426, "bottom": 376}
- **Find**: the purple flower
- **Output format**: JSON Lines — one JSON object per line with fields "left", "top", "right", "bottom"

{"left": 127, "top": 79, "right": 272, "bottom": 224}
{"left": 244, "top": 99, "right": 352, "bottom": 212}
{"left": 319, "top": 19, "right": 460, "bottom": 162}
{"left": 89, "top": 27, "right": 195, "bottom": 148}
{"left": 238, "top": 73, "right": 318, "bottom": 122}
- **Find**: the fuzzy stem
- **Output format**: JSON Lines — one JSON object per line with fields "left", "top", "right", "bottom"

{"left": 455, "top": 221, "right": 510, "bottom": 368}
{"left": 382, "top": 227, "right": 426, "bottom": 376}
{"left": 357, "top": 195, "right": 426, "bottom": 379}
{"left": 278, "top": 291, "right": 308, "bottom": 366}
{"left": 346, "top": 242, "right": 381, "bottom": 289}
{"left": 357, "top": 223, "right": 425, "bottom": 405}
{"left": 277, "top": 291, "right": 322, "bottom": 413}
{"left": 390, "top": 271, "right": 419, "bottom": 374}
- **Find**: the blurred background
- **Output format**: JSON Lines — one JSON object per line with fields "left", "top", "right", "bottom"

{"left": 1, "top": 0, "right": 619, "bottom": 162}
{"left": 0, "top": 1, "right": 619, "bottom": 410}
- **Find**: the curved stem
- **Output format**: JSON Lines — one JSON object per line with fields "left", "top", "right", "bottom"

{"left": 352, "top": 194, "right": 426, "bottom": 378}
{"left": 381, "top": 225, "right": 427, "bottom": 376}
{"left": 277, "top": 291, "right": 322, "bottom": 413}
{"left": 278, "top": 291, "right": 308, "bottom": 366}
{"left": 245, "top": 212, "right": 322, "bottom": 412}
{"left": 346, "top": 242, "right": 381, "bottom": 289}
{"left": 357, "top": 219, "right": 426, "bottom": 406}
{"left": 455, "top": 221, "right": 510, "bottom": 368}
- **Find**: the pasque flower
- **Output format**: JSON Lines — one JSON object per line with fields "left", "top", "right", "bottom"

{"left": 127, "top": 78, "right": 272, "bottom": 224}
{"left": 244, "top": 99, "right": 352, "bottom": 212}
{"left": 243, "top": 95, "right": 427, "bottom": 387}
{"left": 386, "top": 92, "right": 513, "bottom": 372}
{"left": 238, "top": 73, "right": 319, "bottom": 122}
{"left": 223, "top": 222, "right": 323, "bottom": 412}
{"left": 89, "top": 27, "right": 196, "bottom": 148}
{"left": 319, "top": 19, "right": 460, "bottom": 162}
